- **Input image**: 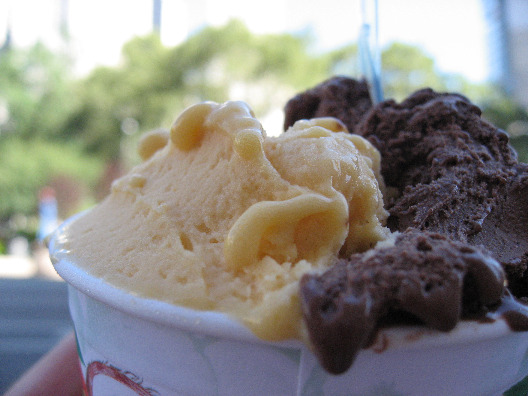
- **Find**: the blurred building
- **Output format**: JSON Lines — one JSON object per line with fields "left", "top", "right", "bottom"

{"left": 483, "top": 0, "right": 528, "bottom": 107}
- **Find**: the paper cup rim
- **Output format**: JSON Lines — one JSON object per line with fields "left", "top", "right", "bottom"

{"left": 49, "top": 211, "right": 517, "bottom": 353}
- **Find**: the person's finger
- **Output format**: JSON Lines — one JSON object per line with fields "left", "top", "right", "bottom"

{"left": 5, "top": 332, "right": 83, "bottom": 396}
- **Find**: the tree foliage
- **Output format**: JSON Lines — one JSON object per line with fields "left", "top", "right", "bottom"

{"left": 381, "top": 42, "right": 444, "bottom": 100}
{"left": 0, "top": 44, "right": 100, "bottom": 221}
{"left": 0, "top": 19, "right": 526, "bottom": 227}
{"left": 62, "top": 20, "right": 335, "bottom": 163}
{"left": 0, "top": 43, "right": 74, "bottom": 140}
{"left": 0, "top": 137, "right": 102, "bottom": 220}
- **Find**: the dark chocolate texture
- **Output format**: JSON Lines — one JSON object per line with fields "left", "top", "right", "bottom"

{"left": 283, "top": 76, "right": 372, "bottom": 133}
{"left": 285, "top": 77, "right": 528, "bottom": 294}
{"left": 357, "top": 89, "right": 528, "bottom": 282}
{"left": 285, "top": 76, "right": 528, "bottom": 374}
{"left": 300, "top": 229, "right": 506, "bottom": 374}
{"left": 356, "top": 89, "right": 528, "bottom": 297}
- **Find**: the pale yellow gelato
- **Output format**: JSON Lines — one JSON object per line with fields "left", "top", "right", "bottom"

{"left": 64, "top": 101, "right": 388, "bottom": 340}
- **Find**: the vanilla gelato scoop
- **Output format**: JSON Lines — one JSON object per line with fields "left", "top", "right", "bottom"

{"left": 63, "top": 101, "right": 388, "bottom": 340}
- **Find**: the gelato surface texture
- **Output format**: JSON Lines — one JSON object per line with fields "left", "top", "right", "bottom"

{"left": 63, "top": 100, "right": 389, "bottom": 341}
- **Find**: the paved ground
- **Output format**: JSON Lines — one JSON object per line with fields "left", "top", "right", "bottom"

{"left": 0, "top": 249, "right": 61, "bottom": 280}
{"left": 0, "top": 278, "right": 72, "bottom": 393}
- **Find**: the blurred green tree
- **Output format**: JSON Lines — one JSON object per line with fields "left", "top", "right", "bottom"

{"left": 381, "top": 42, "right": 445, "bottom": 100}
{"left": 479, "top": 90, "right": 528, "bottom": 163}
{"left": 0, "top": 43, "right": 74, "bottom": 140}
{"left": 0, "top": 44, "right": 102, "bottom": 221}
{"left": 1, "top": 18, "right": 527, "bottom": 228}
{"left": 62, "top": 20, "right": 335, "bottom": 164}
{"left": 0, "top": 138, "right": 102, "bottom": 219}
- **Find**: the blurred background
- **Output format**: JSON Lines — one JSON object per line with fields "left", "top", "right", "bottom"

{"left": 0, "top": 0, "right": 527, "bottom": 392}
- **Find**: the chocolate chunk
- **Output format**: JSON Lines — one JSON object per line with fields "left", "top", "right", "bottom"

{"left": 300, "top": 229, "right": 505, "bottom": 374}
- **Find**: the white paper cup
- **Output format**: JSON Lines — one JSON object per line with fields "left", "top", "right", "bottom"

{"left": 49, "top": 216, "right": 528, "bottom": 396}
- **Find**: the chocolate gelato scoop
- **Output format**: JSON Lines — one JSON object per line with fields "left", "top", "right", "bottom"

{"left": 285, "top": 77, "right": 528, "bottom": 298}
{"left": 357, "top": 89, "right": 528, "bottom": 296}
{"left": 300, "top": 229, "right": 505, "bottom": 374}
{"left": 286, "top": 76, "right": 528, "bottom": 375}
{"left": 283, "top": 76, "right": 372, "bottom": 133}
